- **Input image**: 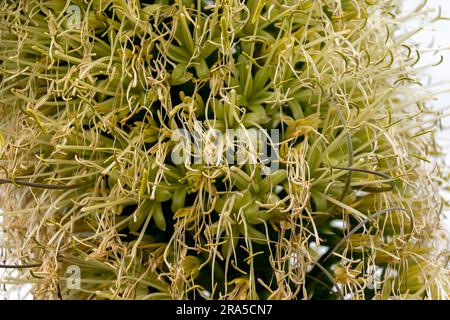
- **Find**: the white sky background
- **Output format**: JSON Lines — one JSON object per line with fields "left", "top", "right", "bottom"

{"left": 1, "top": 0, "right": 450, "bottom": 299}
{"left": 402, "top": 0, "right": 450, "bottom": 233}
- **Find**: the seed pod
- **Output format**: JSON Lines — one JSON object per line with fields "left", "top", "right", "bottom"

{"left": 171, "top": 63, "right": 193, "bottom": 85}
{"left": 262, "top": 170, "right": 287, "bottom": 193}
{"left": 193, "top": 93, "right": 205, "bottom": 118}
{"left": 237, "top": 56, "right": 253, "bottom": 95}
{"left": 176, "top": 12, "right": 195, "bottom": 53}
{"left": 171, "top": 187, "right": 187, "bottom": 213}
{"left": 381, "top": 277, "right": 393, "bottom": 299}
{"left": 139, "top": 169, "right": 149, "bottom": 196}
{"left": 128, "top": 199, "right": 154, "bottom": 232}
{"left": 211, "top": 99, "right": 225, "bottom": 121}
{"left": 307, "top": 141, "right": 324, "bottom": 177}
{"left": 239, "top": 224, "right": 267, "bottom": 245}
{"left": 252, "top": 67, "right": 271, "bottom": 95}
{"left": 311, "top": 190, "right": 327, "bottom": 213}
{"left": 220, "top": 16, "right": 230, "bottom": 54}
{"left": 224, "top": 103, "right": 235, "bottom": 128}
{"left": 153, "top": 187, "right": 172, "bottom": 202}
{"left": 243, "top": 202, "right": 260, "bottom": 224}
{"left": 287, "top": 100, "right": 304, "bottom": 120}
{"left": 242, "top": 109, "right": 270, "bottom": 127}
{"left": 182, "top": 256, "right": 201, "bottom": 280}
{"left": 204, "top": 119, "right": 225, "bottom": 132}
{"left": 221, "top": 224, "right": 240, "bottom": 258}
{"left": 152, "top": 202, "right": 166, "bottom": 231}
{"left": 194, "top": 59, "right": 210, "bottom": 80}
{"left": 230, "top": 167, "right": 250, "bottom": 190}
{"left": 167, "top": 45, "right": 191, "bottom": 64}
{"left": 234, "top": 191, "right": 252, "bottom": 210}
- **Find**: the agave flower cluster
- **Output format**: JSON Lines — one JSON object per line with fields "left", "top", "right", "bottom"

{"left": 0, "top": 0, "right": 448, "bottom": 299}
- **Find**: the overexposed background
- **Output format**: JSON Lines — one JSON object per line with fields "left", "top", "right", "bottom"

{"left": 404, "top": 0, "right": 450, "bottom": 233}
